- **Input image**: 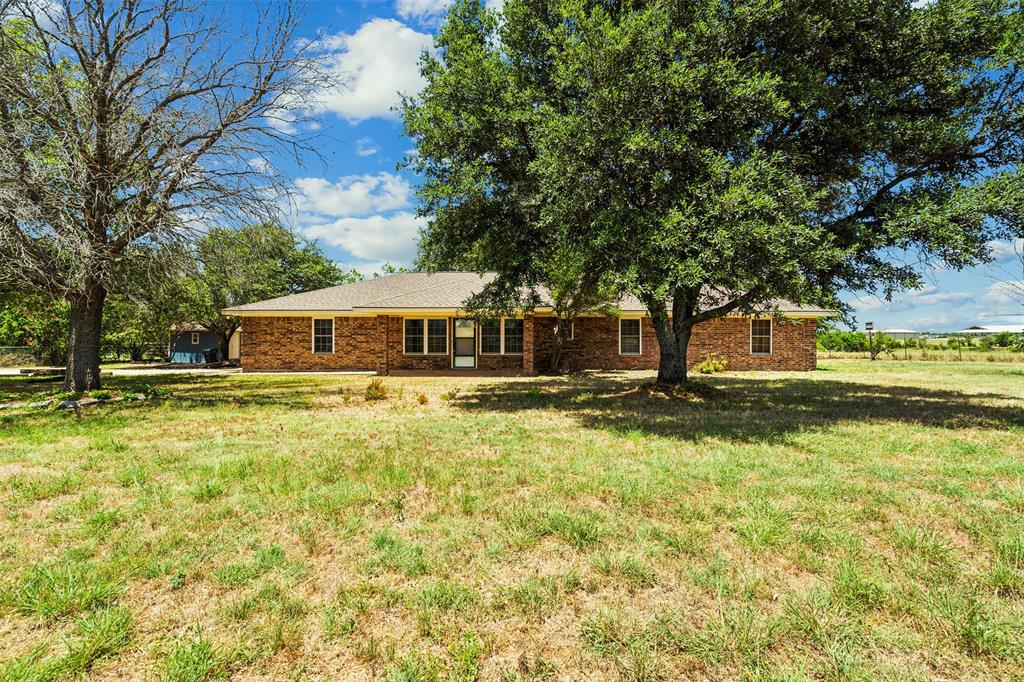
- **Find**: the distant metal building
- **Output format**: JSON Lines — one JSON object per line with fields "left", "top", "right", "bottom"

{"left": 959, "top": 324, "right": 1024, "bottom": 335}
{"left": 879, "top": 329, "right": 920, "bottom": 341}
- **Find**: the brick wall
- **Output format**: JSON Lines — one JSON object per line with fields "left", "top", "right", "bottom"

{"left": 242, "top": 313, "right": 817, "bottom": 373}
{"left": 531, "top": 315, "right": 817, "bottom": 372}
{"left": 241, "top": 316, "right": 382, "bottom": 371}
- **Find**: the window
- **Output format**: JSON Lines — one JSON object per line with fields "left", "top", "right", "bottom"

{"left": 619, "top": 319, "right": 641, "bottom": 355}
{"left": 312, "top": 318, "right": 334, "bottom": 354}
{"left": 427, "top": 319, "right": 448, "bottom": 354}
{"left": 190, "top": 332, "right": 200, "bottom": 345}
{"left": 404, "top": 318, "right": 448, "bottom": 354}
{"left": 751, "top": 319, "right": 772, "bottom": 355}
{"left": 405, "top": 319, "right": 424, "bottom": 354}
{"left": 480, "top": 318, "right": 523, "bottom": 354}
{"left": 480, "top": 320, "right": 501, "bottom": 354}
{"left": 504, "top": 319, "right": 524, "bottom": 354}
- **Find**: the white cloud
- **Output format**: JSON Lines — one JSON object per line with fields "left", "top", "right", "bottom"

{"left": 308, "top": 19, "right": 432, "bottom": 123}
{"left": 395, "top": 0, "right": 503, "bottom": 24}
{"left": 288, "top": 171, "right": 422, "bottom": 266}
{"left": 302, "top": 212, "right": 424, "bottom": 263}
{"left": 247, "top": 156, "right": 272, "bottom": 173}
{"left": 907, "top": 288, "right": 974, "bottom": 307}
{"left": 984, "top": 280, "right": 1024, "bottom": 306}
{"left": 849, "top": 285, "right": 974, "bottom": 313}
{"left": 293, "top": 172, "right": 413, "bottom": 217}
{"left": 988, "top": 238, "right": 1024, "bottom": 262}
{"left": 395, "top": 0, "right": 450, "bottom": 23}
{"left": 354, "top": 137, "right": 381, "bottom": 157}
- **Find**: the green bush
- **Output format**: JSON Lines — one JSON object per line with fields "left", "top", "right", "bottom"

{"left": 816, "top": 325, "right": 869, "bottom": 352}
{"left": 979, "top": 332, "right": 1022, "bottom": 351}
{"left": 693, "top": 352, "right": 728, "bottom": 374}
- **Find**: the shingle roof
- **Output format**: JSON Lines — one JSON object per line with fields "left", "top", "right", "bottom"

{"left": 222, "top": 272, "right": 834, "bottom": 316}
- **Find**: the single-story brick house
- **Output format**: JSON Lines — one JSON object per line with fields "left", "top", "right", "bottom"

{"left": 223, "top": 272, "right": 831, "bottom": 374}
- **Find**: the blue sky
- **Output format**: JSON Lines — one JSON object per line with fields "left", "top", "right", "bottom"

{"left": 237, "top": 0, "right": 1023, "bottom": 333}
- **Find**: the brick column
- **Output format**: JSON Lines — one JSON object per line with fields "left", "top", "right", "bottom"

{"left": 523, "top": 315, "right": 536, "bottom": 375}
{"left": 376, "top": 315, "right": 389, "bottom": 375}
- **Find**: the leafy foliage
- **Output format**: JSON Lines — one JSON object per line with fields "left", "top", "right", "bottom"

{"left": 404, "top": 0, "right": 1024, "bottom": 383}
{"left": 180, "top": 223, "right": 356, "bottom": 358}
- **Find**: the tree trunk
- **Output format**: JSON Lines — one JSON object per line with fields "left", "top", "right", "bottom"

{"left": 64, "top": 283, "right": 106, "bottom": 391}
{"left": 645, "top": 287, "right": 697, "bottom": 386}
{"left": 548, "top": 317, "right": 571, "bottom": 372}
{"left": 651, "top": 315, "right": 692, "bottom": 385}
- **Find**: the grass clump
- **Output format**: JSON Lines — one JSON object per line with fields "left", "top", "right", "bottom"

{"left": 592, "top": 553, "right": 657, "bottom": 589}
{"left": 162, "top": 633, "right": 229, "bottom": 681}
{"left": 365, "top": 378, "right": 388, "bottom": 401}
{"left": 503, "top": 572, "right": 582, "bottom": 618}
{"left": 2, "top": 559, "right": 121, "bottom": 620}
{"left": 212, "top": 545, "right": 288, "bottom": 586}
{"left": 59, "top": 607, "right": 134, "bottom": 676}
{"left": 367, "top": 530, "right": 429, "bottom": 577}
{"left": 505, "top": 506, "right": 606, "bottom": 550}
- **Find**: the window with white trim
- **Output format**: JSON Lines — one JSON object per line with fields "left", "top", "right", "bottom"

{"left": 619, "top": 319, "right": 641, "bottom": 355}
{"left": 190, "top": 332, "right": 200, "bottom": 345}
{"left": 312, "top": 318, "right": 334, "bottom": 354}
{"left": 404, "top": 318, "right": 448, "bottom": 354}
{"left": 751, "top": 319, "right": 772, "bottom": 355}
{"left": 428, "top": 319, "right": 448, "bottom": 353}
{"left": 405, "top": 319, "right": 424, "bottom": 353}
{"left": 504, "top": 319, "right": 524, "bottom": 354}
{"left": 480, "top": 320, "right": 501, "bottom": 354}
{"left": 480, "top": 318, "right": 524, "bottom": 354}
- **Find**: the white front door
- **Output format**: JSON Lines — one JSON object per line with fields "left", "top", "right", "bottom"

{"left": 453, "top": 319, "right": 476, "bottom": 368}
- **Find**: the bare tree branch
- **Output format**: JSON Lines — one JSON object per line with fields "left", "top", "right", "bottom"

{"left": 0, "top": 0, "right": 337, "bottom": 389}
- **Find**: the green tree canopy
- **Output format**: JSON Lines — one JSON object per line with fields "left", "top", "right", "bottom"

{"left": 404, "top": 0, "right": 1024, "bottom": 383}
{"left": 183, "top": 223, "right": 358, "bottom": 358}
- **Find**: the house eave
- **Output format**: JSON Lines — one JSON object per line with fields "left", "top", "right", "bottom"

{"left": 222, "top": 307, "right": 835, "bottom": 319}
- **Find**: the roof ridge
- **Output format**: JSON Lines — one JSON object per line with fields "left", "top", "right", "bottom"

{"left": 356, "top": 272, "right": 484, "bottom": 308}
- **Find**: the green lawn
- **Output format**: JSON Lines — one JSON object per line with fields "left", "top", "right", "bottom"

{"left": 1, "top": 361, "right": 1022, "bottom": 680}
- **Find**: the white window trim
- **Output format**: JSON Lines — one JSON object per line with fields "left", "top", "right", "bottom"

{"left": 479, "top": 317, "right": 524, "bottom": 355}
{"left": 403, "top": 317, "right": 450, "bottom": 355}
{"left": 750, "top": 318, "right": 773, "bottom": 356}
{"left": 190, "top": 332, "right": 200, "bottom": 345}
{"left": 311, "top": 317, "right": 334, "bottom": 355}
{"left": 618, "top": 317, "right": 642, "bottom": 356}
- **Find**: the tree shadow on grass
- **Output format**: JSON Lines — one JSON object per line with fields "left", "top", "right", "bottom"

{"left": 0, "top": 373, "right": 320, "bottom": 409}
{"left": 449, "top": 371, "right": 1024, "bottom": 444}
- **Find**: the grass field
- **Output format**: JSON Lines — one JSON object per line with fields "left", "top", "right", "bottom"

{"left": 820, "top": 349, "right": 1024, "bottom": 363}
{"left": 1, "top": 360, "right": 1022, "bottom": 681}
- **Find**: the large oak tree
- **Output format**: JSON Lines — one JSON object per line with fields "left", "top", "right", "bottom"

{"left": 403, "top": 0, "right": 1024, "bottom": 384}
{"left": 0, "top": 0, "right": 330, "bottom": 390}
